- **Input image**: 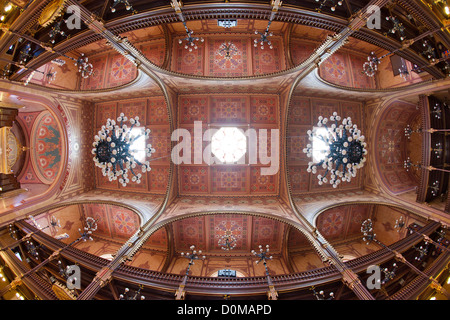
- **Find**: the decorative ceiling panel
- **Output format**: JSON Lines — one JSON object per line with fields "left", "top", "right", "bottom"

{"left": 375, "top": 101, "right": 420, "bottom": 194}
{"left": 178, "top": 93, "right": 280, "bottom": 197}
{"left": 316, "top": 204, "right": 372, "bottom": 242}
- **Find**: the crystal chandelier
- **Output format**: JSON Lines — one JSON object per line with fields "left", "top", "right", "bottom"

{"left": 92, "top": 114, "right": 155, "bottom": 187}
{"left": 303, "top": 112, "right": 367, "bottom": 187}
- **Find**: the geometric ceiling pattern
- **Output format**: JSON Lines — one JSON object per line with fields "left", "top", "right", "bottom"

{"left": 172, "top": 214, "right": 288, "bottom": 255}
{"left": 81, "top": 203, "right": 141, "bottom": 241}
{"left": 374, "top": 101, "right": 421, "bottom": 194}
{"left": 2, "top": 0, "right": 450, "bottom": 302}
{"left": 178, "top": 94, "right": 280, "bottom": 197}
{"left": 315, "top": 204, "right": 373, "bottom": 242}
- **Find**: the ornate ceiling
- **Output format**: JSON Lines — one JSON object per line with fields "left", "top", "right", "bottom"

{"left": 0, "top": 0, "right": 449, "bottom": 301}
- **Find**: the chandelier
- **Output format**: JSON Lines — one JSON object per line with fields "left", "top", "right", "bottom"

{"left": 253, "top": 0, "right": 282, "bottom": 50}
{"left": 218, "top": 233, "right": 237, "bottom": 251}
{"left": 0, "top": 28, "right": 94, "bottom": 81}
{"left": 303, "top": 112, "right": 367, "bottom": 187}
{"left": 363, "top": 51, "right": 382, "bottom": 77}
{"left": 386, "top": 16, "right": 406, "bottom": 41}
{"left": 48, "top": 19, "right": 66, "bottom": 44}
{"left": 74, "top": 53, "right": 94, "bottom": 79}
{"left": 77, "top": 216, "right": 98, "bottom": 242}
{"left": 110, "top": 0, "right": 134, "bottom": 13}
{"left": 315, "top": 0, "right": 343, "bottom": 12}
{"left": 171, "top": 0, "right": 204, "bottom": 51}
{"left": 379, "top": 263, "right": 398, "bottom": 286}
{"left": 92, "top": 114, "right": 155, "bottom": 187}
{"left": 310, "top": 286, "right": 334, "bottom": 300}
{"left": 180, "top": 245, "right": 206, "bottom": 276}
{"left": 251, "top": 245, "right": 273, "bottom": 270}
{"left": 119, "top": 286, "right": 145, "bottom": 300}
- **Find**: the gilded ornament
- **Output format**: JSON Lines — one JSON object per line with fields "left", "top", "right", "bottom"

{"left": 38, "top": 0, "right": 68, "bottom": 28}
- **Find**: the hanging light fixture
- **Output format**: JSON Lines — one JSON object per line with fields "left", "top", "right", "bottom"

{"left": 394, "top": 216, "right": 405, "bottom": 232}
{"left": 315, "top": 0, "right": 343, "bottom": 12}
{"left": 432, "top": 142, "right": 443, "bottom": 158}
{"left": 386, "top": 16, "right": 406, "bottom": 41}
{"left": 180, "top": 245, "right": 206, "bottom": 276}
{"left": 110, "top": 0, "right": 134, "bottom": 13}
{"left": 218, "top": 233, "right": 237, "bottom": 251}
{"left": 171, "top": 0, "right": 204, "bottom": 52}
{"left": 48, "top": 19, "right": 66, "bottom": 44}
{"left": 379, "top": 263, "right": 398, "bottom": 286}
{"left": 92, "top": 114, "right": 155, "bottom": 187}
{"left": 251, "top": 244, "right": 278, "bottom": 299}
{"left": 303, "top": 112, "right": 367, "bottom": 187}
{"left": 413, "top": 242, "right": 429, "bottom": 261}
{"left": 74, "top": 53, "right": 93, "bottom": 79}
{"left": 361, "top": 219, "right": 376, "bottom": 245}
{"left": 77, "top": 216, "right": 98, "bottom": 242}
{"left": 253, "top": 0, "right": 282, "bottom": 50}
{"left": 430, "top": 180, "right": 440, "bottom": 197}
{"left": 310, "top": 286, "right": 334, "bottom": 300}
{"left": 119, "top": 286, "right": 145, "bottom": 300}
{"left": 363, "top": 51, "right": 382, "bottom": 77}
{"left": 251, "top": 245, "right": 273, "bottom": 273}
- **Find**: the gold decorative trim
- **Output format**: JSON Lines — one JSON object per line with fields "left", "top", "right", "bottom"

{"left": 51, "top": 281, "right": 77, "bottom": 300}
{"left": 38, "top": 0, "right": 68, "bottom": 28}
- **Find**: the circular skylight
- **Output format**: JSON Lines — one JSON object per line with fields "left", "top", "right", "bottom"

{"left": 211, "top": 127, "right": 247, "bottom": 163}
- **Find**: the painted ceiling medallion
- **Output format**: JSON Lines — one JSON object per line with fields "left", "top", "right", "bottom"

{"left": 38, "top": 0, "right": 68, "bottom": 28}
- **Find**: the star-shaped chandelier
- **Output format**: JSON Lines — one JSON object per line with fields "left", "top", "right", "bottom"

{"left": 218, "top": 233, "right": 237, "bottom": 251}
{"left": 171, "top": 0, "right": 204, "bottom": 51}
{"left": 92, "top": 114, "right": 155, "bottom": 187}
{"left": 303, "top": 112, "right": 367, "bottom": 187}
{"left": 253, "top": 0, "right": 282, "bottom": 50}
